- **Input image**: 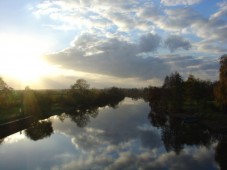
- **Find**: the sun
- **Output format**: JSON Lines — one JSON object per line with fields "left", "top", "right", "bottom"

{"left": 0, "top": 34, "right": 55, "bottom": 87}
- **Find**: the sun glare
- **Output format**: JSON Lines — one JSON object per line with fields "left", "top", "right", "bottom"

{"left": 0, "top": 34, "right": 55, "bottom": 87}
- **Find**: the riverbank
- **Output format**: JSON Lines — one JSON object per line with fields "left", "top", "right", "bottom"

{"left": 0, "top": 107, "right": 29, "bottom": 124}
{"left": 0, "top": 115, "right": 36, "bottom": 139}
{"left": 171, "top": 112, "right": 227, "bottom": 134}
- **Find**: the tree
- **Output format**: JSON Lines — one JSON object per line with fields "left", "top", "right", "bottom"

{"left": 67, "top": 79, "right": 91, "bottom": 107}
{"left": 162, "top": 72, "right": 184, "bottom": 112}
{"left": 23, "top": 86, "right": 41, "bottom": 115}
{"left": 0, "top": 77, "right": 14, "bottom": 108}
{"left": 71, "top": 79, "right": 90, "bottom": 90}
{"left": 162, "top": 76, "right": 170, "bottom": 89}
{"left": 214, "top": 54, "right": 227, "bottom": 112}
{"left": 185, "top": 75, "right": 213, "bottom": 106}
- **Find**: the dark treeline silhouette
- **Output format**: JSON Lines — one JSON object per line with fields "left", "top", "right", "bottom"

{"left": 123, "top": 88, "right": 150, "bottom": 101}
{"left": 62, "top": 79, "right": 125, "bottom": 109}
{"left": 148, "top": 55, "right": 227, "bottom": 114}
{"left": 153, "top": 54, "right": 227, "bottom": 114}
{"left": 0, "top": 79, "right": 125, "bottom": 141}
{"left": 0, "top": 78, "right": 125, "bottom": 123}
{"left": 214, "top": 54, "right": 227, "bottom": 113}
{"left": 149, "top": 72, "right": 216, "bottom": 114}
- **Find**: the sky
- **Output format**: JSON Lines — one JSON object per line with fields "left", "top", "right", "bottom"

{"left": 0, "top": 0, "right": 226, "bottom": 89}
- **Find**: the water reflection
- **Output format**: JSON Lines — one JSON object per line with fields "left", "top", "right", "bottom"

{"left": 63, "top": 107, "right": 99, "bottom": 128}
{"left": 25, "top": 120, "right": 53, "bottom": 141}
{"left": 148, "top": 111, "right": 216, "bottom": 154}
{"left": 0, "top": 98, "right": 222, "bottom": 169}
{"left": 215, "top": 140, "right": 227, "bottom": 170}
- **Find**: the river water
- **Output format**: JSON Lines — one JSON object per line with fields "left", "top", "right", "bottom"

{"left": 0, "top": 98, "right": 221, "bottom": 170}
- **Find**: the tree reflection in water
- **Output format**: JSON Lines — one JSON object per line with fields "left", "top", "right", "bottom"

{"left": 25, "top": 120, "right": 53, "bottom": 141}
{"left": 0, "top": 91, "right": 124, "bottom": 143}
{"left": 64, "top": 108, "right": 98, "bottom": 128}
{"left": 148, "top": 111, "right": 217, "bottom": 154}
{"left": 148, "top": 105, "right": 227, "bottom": 169}
{"left": 215, "top": 140, "right": 227, "bottom": 170}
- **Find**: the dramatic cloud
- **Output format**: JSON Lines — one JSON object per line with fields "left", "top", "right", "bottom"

{"left": 165, "top": 35, "right": 191, "bottom": 52}
{"left": 29, "top": 0, "right": 226, "bottom": 87}
{"left": 46, "top": 33, "right": 170, "bottom": 81}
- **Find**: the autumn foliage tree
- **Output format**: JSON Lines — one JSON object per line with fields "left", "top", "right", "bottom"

{"left": 214, "top": 54, "right": 227, "bottom": 112}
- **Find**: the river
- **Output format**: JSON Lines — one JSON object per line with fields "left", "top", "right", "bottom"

{"left": 0, "top": 98, "right": 222, "bottom": 170}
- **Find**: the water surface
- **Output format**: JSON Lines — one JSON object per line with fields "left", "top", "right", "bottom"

{"left": 0, "top": 98, "right": 221, "bottom": 170}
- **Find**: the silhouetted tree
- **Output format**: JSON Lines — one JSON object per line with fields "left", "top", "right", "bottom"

{"left": 148, "top": 87, "right": 170, "bottom": 113}
{"left": 214, "top": 54, "right": 227, "bottom": 113}
{"left": 185, "top": 75, "right": 214, "bottom": 109}
{"left": 0, "top": 77, "right": 15, "bottom": 108}
{"left": 163, "top": 72, "right": 184, "bottom": 112}
{"left": 71, "top": 79, "right": 90, "bottom": 90}
{"left": 162, "top": 76, "right": 170, "bottom": 89}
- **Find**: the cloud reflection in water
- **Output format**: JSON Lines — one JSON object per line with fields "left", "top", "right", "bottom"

{"left": 50, "top": 98, "right": 218, "bottom": 170}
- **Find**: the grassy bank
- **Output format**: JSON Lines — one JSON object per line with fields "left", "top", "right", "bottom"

{"left": 0, "top": 107, "right": 28, "bottom": 124}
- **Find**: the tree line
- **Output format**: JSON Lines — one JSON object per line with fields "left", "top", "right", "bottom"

{"left": 0, "top": 54, "right": 227, "bottom": 119}
{"left": 148, "top": 54, "right": 227, "bottom": 114}
{"left": 0, "top": 78, "right": 126, "bottom": 123}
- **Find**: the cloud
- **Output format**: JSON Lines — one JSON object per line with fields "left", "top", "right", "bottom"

{"left": 146, "top": 7, "right": 227, "bottom": 54}
{"left": 139, "top": 33, "right": 162, "bottom": 53}
{"left": 165, "top": 35, "right": 191, "bottom": 52}
{"left": 45, "top": 33, "right": 170, "bottom": 81}
{"left": 160, "top": 0, "right": 202, "bottom": 6}
{"left": 138, "top": 4, "right": 161, "bottom": 18}
{"left": 197, "top": 41, "right": 227, "bottom": 54}
{"left": 159, "top": 54, "right": 219, "bottom": 81}
{"left": 210, "top": 2, "right": 227, "bottom": 20}
{"left": 32, "top": 0, "right": 227, "bottom": 56}
{"left": 32, "top": 0, "right": 142, "bottom": 32}
{"left": 31, "top": 0, "right": 226, "bottom": 87}
{"left": 43, "top": 31, "right": 220, "bottom": 86}
{"left": 155, "top": 8, "right": 202, "bottom": 32}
